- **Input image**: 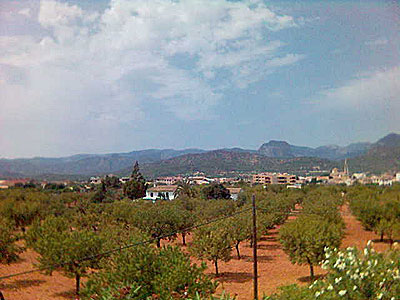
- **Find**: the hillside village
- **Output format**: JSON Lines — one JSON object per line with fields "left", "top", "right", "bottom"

{"left": 2, "top": 161, "right": 399, "bottom": 201}
{"left": 2, "top": 1, "right": 399, "bottom": 299}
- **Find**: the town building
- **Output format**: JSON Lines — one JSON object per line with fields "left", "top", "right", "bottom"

{"left": 119, "top": 177, "right": 131, "bottom": 184}
{"left": 226, "top": 187, "right": 242, "bottom": 200}
{"left": 287, "top": 184, "right": 302, "bottom": 189}
{"left": 155, "top": 176, "right": 183, "bottom": 185}
{"left": 352, "top": 173, "right": 367, "bottom": 180}
{"left": 0, "top": 178, "right": 31, "bottom": 188}
{"left": 144, "top": 185, "right": 178, "bottom": 201}
{"left": 252, "top": 172, "right": 297, "bottom": 185}
{"left": 328, "top": 160, "right": 352, "bottom": 185}
{"left": 89, "top": 177, "right": 102, "bottom": 184}
{"left": 188, "top": 176, "right": 214, "bottom": 185}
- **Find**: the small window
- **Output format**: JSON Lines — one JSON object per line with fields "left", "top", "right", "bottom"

{"left": 150, "top": 192, "right": 153, "bottom": 197}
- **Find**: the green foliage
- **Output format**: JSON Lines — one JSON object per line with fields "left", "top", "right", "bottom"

{"left": 264, "top": 285, "right": 313, "bottom": 300}
{"left": 277, "top": 186, "right": 345, "bottom": 278}
{"left": 83, "top": 245, "right": 216, "bottom": 300}
{"left": 279, "top": 215, "right": 344, "bottom": 278}
{"left": 202, "top": 183, "right": 231, "bottom": 200}
{"left": 170, "top": 201, "right": 196, "bottom": 245}
{"left": 190, "top": 222, "right": 233, "bottom": 276}
{"left": 266, "top": 244, "right": 400, "bottom": 300}
{"left": 195, "top": 199, "right": 237, "bottom": 221}
{"left": 126, "top": 201, "right": 182, "bottom": 247}
{"left": 224, "top": 212, "right": 252, "bottom": 259}
{"left": 103, "top": 175, "right": 121, "bottom": 188}
{"left": 0, "top": 219, "right": 23, "bottom": 264}
{"left": 349, "top": 185, "right": 400, "bottom": 244}
{"left": 92, "top": 182, "right": 108, "bottom": 203}
{"left": 312, "top": 244, "right": 400, "bottom": 299}
{"left": 26, "top": 216, "right": 104, "bottom": 295}
{"left": 301, "top": 189, "right": 345, "bottom": 229}
{"left": 0, "top": 191, "right": 42, "bottom": 232}
{"left": 43, "top": 182, "right": 66, "bottom": 190}
{"left": 97, "top": 223, "right": 148, "bottom": 253}
{"left": 175, "top": 180, "right": 198, "bottom": 198}
{"left": 123, "top": 161, "right": 147, "bottom": 200}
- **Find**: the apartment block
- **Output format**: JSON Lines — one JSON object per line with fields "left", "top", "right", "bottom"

{"left": 252, "top": 172, "right": 297, "bottom": 185}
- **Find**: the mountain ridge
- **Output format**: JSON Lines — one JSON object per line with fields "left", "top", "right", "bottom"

{"left": 0, "top": 133, "right": 398, "bottom": 179}
{"left": 258, "top": 140, "right": 371, "bottom": 160}
{"left": 347, "top": 133, "right": 400, "bottom": 174}
{"left": 132, "top": 150, "right": 337, "bottom": 178}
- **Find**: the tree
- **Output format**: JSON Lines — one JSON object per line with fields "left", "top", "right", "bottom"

{"left": 26, "top": 216, "right": 104, "bottom": 296}
{"left": 103, "top": 175, "right": 121, "bottom": 189}
{"left": 82, "top": 245, "right": 217, "bottom": 299}
{"left": 0, "top": 219, "right": 23, "bottom": 264}
{"left": 190, "top": 223, "right": 233, "bottom": 276}
{"left": 92, "top": 181, "right": 107, "bottom": 203}
{"left": 131, "top": 202, "right": 180, "bottom": 248}
{"left": 195, "top": 199, "right": 236, "bottom": 222}
{"left": 350, "top": 196, "right": 383, "bottom": 232}
{"left": 202, "top": 183, "right": 231, "bottom": 200}
{"left": 279, "top": 215, "right": 344, "bottom": 279}
{"left": 123, "top": 161, "right": 147, "bottom": 200}
{"left": 224, "top": 213, "right": 251, "bottom": 259}
{"left": 171, "top": 201, "right": 196, "bottom": 246}
{"left": 349, "top": 189, "right": 400, "bottom": 244}
{"left": 0, "top": 198, "right": 41, "bottom": 233}
{"left": 375, "top": 219, "right": 400, "bottom": 247}
{"left": 175, "top": 180, "right": 197, "bottom": 198}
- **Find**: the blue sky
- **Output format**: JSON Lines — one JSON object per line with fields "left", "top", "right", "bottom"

{"left": 0, "top": 0, "right": 399, "bottom": 158}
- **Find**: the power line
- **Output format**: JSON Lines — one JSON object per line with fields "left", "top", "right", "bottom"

{"left": 0, "top": 205, "right": 346, "bottom": 281}
{"left": 255, "top": 206, "right": 349, "bottom": 216}
{"left": 0, "top": 207, "right": 252, "bottom": 281}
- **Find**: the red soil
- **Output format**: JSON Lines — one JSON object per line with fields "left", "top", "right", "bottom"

{"left": 0, "top": 205, "right": 389, "bottom": 300}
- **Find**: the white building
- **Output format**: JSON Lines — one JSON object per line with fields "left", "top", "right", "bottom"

{"left": 188, "top": 176, "right": 214, "bottom": 185}
{"left": 287, "top": 184, "right": 302, "bottom": 189}
{"left": 143, "top": 185, "right": 178, "bottom": 201}
{"left": 90, "top": 177, "right": 102, "bottom": 184}
{"left": 227, "top": 187, "right": 242, "bottom": 200}
{"left": 155, "top": 176, "right": 183, "bottom": 185}
{"left": 119, "top": 177, "right": 131, "bottom": 184}
{"left": 396, "top": 173, "right": 400, "bottom": 182}
{"left": 352, "top": 173, "right": 367, "bottom": 180}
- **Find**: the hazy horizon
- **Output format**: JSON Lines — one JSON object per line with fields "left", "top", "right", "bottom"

{"left": 1, "top": 131, "right": 393, "bottom": 160}
{"left": 1, "top": 0, "right": 399, "bottom": 158}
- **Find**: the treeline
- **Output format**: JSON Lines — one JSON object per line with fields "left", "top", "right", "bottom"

{"left": 348, "top": 185, "right": 400, "bottom": 246}
{"left": 1, "top": 181, "right": 399, "bottom": 299}
{"left": 279, "top": 187, "right": 346, "bottom": 279}
{"left": 266, "top": 184, "right": 400, "bottom": 300}
{"left": 0, "top": 179, "right": 305, "bottom": 299}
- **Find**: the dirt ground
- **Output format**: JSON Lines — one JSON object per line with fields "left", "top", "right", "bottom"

{"left": 0, "top": 205, "right": 390, "bottom": 300}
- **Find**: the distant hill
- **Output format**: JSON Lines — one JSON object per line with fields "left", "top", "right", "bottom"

{"left": 129, "top": 150, "right": 337, "bottom": 178}
{"left": 348, "top": 133, "right": 400, "bottom": 174}
{"left": 258, "top": 140, "right": 371, "bottom": 160}
{"left": 374, "top": 133, "right": 400, "bottom": 148}
{"left": 0, "top": 149, "right": 205, "bottom": 177}
{"left": 0, "top": 133, "right": 398, "bottom": 179}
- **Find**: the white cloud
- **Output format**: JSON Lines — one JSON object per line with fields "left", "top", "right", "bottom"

{"left": 315, "top": 66, "right": 400, "bottom": 126}
{"left": 17, "top": 8, "right": 31, "bottom": 18}
{"left": 365, "top": 38, "right": 388, "bottom": 47}
{"left": 1, "top": 0, "right": 301, "bottom": 125}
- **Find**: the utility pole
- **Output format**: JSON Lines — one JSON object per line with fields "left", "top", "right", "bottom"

{"left": 252, "top": 194, "right": 258, "bottom": 300}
